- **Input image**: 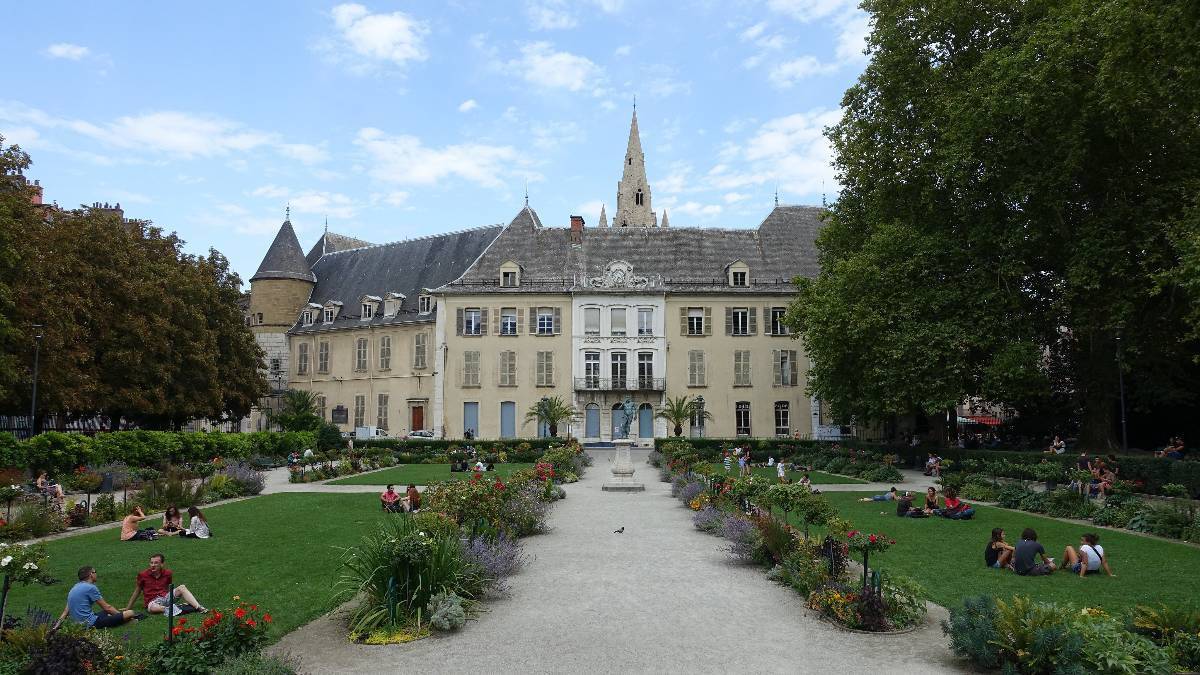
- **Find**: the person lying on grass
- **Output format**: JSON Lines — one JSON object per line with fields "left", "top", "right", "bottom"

{"left": 1061, "top": 532, "right": 1115, "bottom": 578}
{"left": 860, "top": 487, "right": 899, "bottom": 502}
{"left": 936, "top": 487, "right": 975, "bottom": 520}
{"left": 57, "top": 565, "right": 143, "bottom": 629}
{"left": 125, "top": 553, "right": 208, "bottom": 615}
{"left": 1013, "top": 528, "right": 1056, "bottom": 576}
{"left": 985, "top": 528, "right": 1015, "bottom": 570}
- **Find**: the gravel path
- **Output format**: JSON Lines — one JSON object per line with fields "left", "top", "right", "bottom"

{"left": 268, "top": 449, "right": 966, "bottom": 674}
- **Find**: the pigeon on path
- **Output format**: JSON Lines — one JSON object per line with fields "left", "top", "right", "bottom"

{"left": 613, "top": 527, "right": 624, "bottom": 534}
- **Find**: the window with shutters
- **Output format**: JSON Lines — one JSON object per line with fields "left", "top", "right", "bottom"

{"left": 537, "top": 307, "right": 555, "bottom": 335}
{"left": 463, "top": 351, "right": 480, "bottom": 387}
{"left": 377, "top": 393, "right": 389, "bottom": 430}
{"left": 774, "top": 349, "right": 799, "bottom": 387}
{"left": 536, "top": 351, "right": 554, "bottom": 386}
{"left": 735, "top": 401, "right": 751, "bottom": 436}
{"left": 771, "top": 307, "right": 788, "bottom": 335}
{"left": 584, "top": 307, "right": 600, "bottom": 335}
{"left": 500, "top": 308, "right": 517, "bottom": 335}
{"left": 316, "top": 395, "right": 326, "bottom": 421}
{"left": 354, "top": 394, "right": 366, "bottom": 427}
{"left": 610, "top": 307, "right": 627, "bottom": 336}
{"left": 499, "top": 351, "right": 517, "bottom": 387}
{"left": 354, "top": 338, "right": 368, "bottom": 371}
{"left": 688, "top": 350, "right": 706, "bottom": 387}
{"left": 413, "top": 333, "right": 427, "bottom": 369}
{"left": 464, "top": 308, "right": 482, "bottom": 335}
{"left": 734, "top": 350, "right": 751, "bottom": 386}
{"left": 318, "top": 341, "right": 329, "bottom": 373}
{"left": 774, "top": 402, "right": 790, "bottom": 436}
{"left": 638, "top": 308, "right": 653, "bottom": 336}
{"left": 379, "top": 336, "right": 391, "bottom": 370}
{"left": 687, "top": 308, "right": 705, "bottom": 335}
{"left": 419, "top": 295, "right": 432, "bottom": 313}
{"left": 297, "top": 343, "right": 309, "bottom": 375}
{"left": 731, "top": 308, "right": 749, "bottom": 335}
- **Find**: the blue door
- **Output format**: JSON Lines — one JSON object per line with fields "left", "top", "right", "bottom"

{"left": 500, "top": 401, "right": 516, "bottom": 438}
{"left": 611, "top": 403, "right": 627, "bottom": 439}
{"left": 463, "top": 402, "right": 479, "bottom": 438}
{"left": 539, "top": 420, "right": 550, "bottom": 437}
{"left": 639, "top": 403, "right": 653, "bottom": 439}
{"left": 585, "top": 404, "right": 600, "bottom": 438}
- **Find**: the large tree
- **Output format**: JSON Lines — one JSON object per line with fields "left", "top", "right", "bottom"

{"left": 788, "top": 0, "right": 1200, "bottom": 447}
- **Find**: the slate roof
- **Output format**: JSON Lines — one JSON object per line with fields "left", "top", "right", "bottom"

{"left": 440, "top": 205, "right": 824, "bottom": 295}
{"left": 251, "top": 220, "right": 316, "bottom": 283}
{"left": 305, "top": 231, "right": 374, "bottom": 269}
{"left": 289, "top": 225, "right": 505, "bottom": 334}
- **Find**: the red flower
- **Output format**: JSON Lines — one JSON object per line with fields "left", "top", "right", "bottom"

{"left": 847, "top": 530, "right": 859, "bottom": 539}
{"left": 246, "top": 619, "right": 257, "bottom": 627}
{"left": 235, "top": 608, "right": 246, "bottom": 619}
{"left": 250, "top": 604, "right": 258, "bottom": 611}
{"left": 868, "top": 534, "right": 877, "bottom": 544}
{"left": 494, "top": 481, "right": 505, "bottom": 490}
{"left": 177, "top": 618, "right": 187, "bottom": 625}
{"left": 214, "top": 611, "right": 223, "bottom": 620}
{"left": 172, "top": 626, "right": 183, "bottom": 636}
{"left": 263, "top": 613, "right": 272, "bottom": 623}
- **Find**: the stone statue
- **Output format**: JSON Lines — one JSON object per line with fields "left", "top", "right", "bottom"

{"left": 618, "top": 396, "right": 637, "bottom": 438}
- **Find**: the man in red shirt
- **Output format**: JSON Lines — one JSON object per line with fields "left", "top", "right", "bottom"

{"left": 124, "top": 553, "right": 207, "bottom": 615}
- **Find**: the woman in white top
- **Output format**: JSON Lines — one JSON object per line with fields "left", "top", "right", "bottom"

{"left": 1061, "top": 533, "right": 1114, "bottom": 577}
{"left": 184, "top": 506, "right": 211, "bottom": 539}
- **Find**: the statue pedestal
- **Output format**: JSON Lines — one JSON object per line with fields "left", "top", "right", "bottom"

{"left": 603, "top": 439, "right": 644, "bottom": 492}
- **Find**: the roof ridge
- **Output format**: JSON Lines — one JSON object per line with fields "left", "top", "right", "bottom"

{"left": 318, "top": 223, "right": 505, "bottom": 257}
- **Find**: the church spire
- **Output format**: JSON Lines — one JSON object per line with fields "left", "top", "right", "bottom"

{"left": 599, "top": 203, "right": 608, "bottom": 227}
{"left": 660, "top": 209, "right": 669, "bottom": 228}
{"left": 614, "top": 103, "right": 656, "bottom": 227}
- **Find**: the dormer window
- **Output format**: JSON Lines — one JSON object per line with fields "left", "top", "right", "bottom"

{"left": 323, "top": 307, "right": 335, "bottom": 323}
{"left": 502, "top": 271, "right": 517, "bottom": 287}
{"left": 384, "top": 292, "right": 404, "bottom": 317}
{"left": 732, "top": 271, "right": 747, "bottom": 286}
{"left": 301, "top": 310, "right": 314, "bottom": 326}
{"left": 419, "top": 295, "right": 432, "bottom": 314}
{"left": 727, "top": 261, "right": 750, "bottom": 287}
{"left": 361, "top": 303, "right": 374, "bottom": 320}
{"left": 499, "top": 261, "right": 521, "bottom": 287}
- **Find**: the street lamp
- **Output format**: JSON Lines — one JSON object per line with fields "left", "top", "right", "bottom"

{"left": 695, "top": 395, "right": 705, "bottom": 439}
{"left": 1116, "top": 336, "right": 1128, "bottom": 452}
{"left": 29, "top": 325, "right": 43, "bottom": 438}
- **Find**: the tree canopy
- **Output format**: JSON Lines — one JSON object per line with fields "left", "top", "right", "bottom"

{"left": 787, "top": 0, "right": 1200, "bottom": 447}
{"left": 0, "top": 137, "right": 267, "bottom": 429}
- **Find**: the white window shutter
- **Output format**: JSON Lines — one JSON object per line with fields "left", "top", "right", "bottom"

{"left": 749, "top": 308, "right": 757, "bottom": 335}
{"left": 773, "top": 349, "right": 782, "bottom": 386}
{"left": 704, "top": 307, "right": 712, "bottom": 336}
{"left": 456, "top": 308, "right": 463, "bottom": 336}
{"left": 680, "top": 307, "right": 688, "bottom": 335}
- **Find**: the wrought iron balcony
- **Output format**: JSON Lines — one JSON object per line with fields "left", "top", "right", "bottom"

{"left": 574, "top": 377, "right": 665, "bottom": 391}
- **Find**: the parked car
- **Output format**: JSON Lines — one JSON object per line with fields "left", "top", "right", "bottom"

{"left": 407, "top": 430, "right": 435, "bottom": 439}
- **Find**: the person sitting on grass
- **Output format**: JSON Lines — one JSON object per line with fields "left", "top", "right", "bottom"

{"left": 35, "top": 471, "right": 65, "bottom": 500}
{"left": 406, "top": 484, "right": 421, "bottom": 512}
{"left": 1061, "top": 533, "right": 1115, "bottom": 578}
{"left": 985, "top": 528, "right": 1015, "bottom": 570}
{"left": 124, "top": 553, "right": 208, "bottom": 616}
{"left": 799, "top": 473, "right": 811, "bottom": 488}
{"left": 474, "top": 459, "right": 486, "bottom": 472}
{"left": 937, "top": 487, "right": 975, "bottom": 520}
{"left": 922, "top": 487, "right": 940, "bottom": 515}
{"left": 1013, "top": 528, "right": 1056, "bottom": 576}
{"left": 381, "top": 485, "right": 403, "bottom": 513}
{"left": 56, "top": 566, "right": 143, "bottom": 629}
{"left": 184, "top": 506, "right": 210, "bottom": 539}
{"left": 860, "top": 487, "right": 899, "bottom": 502}
{"left": 896, "top": 492, "right": 926, "bottom": 518}
{"left": 158, "top": 505, "right": 184, "bottom": 537}
{"left": 121, "top": 506, "right": 157, "bottom": 541}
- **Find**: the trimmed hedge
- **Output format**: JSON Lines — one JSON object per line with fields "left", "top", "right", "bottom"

{"left": 4, "top": 431, "right": 315, "bottom": 477}
{"left": 652, "top": 437, "right": 824, "bottom": 462}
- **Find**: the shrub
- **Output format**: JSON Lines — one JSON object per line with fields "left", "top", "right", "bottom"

{"left": 721, "top": 514, "right": 761, "bottom": 563}
{"left": 496, "top": 482, "right": 552, "bottom": 537}
{"left": 463, "top": 533, "right": 526, "bottom": 595}
{"left": 863, "top": 464, "right": 903, "bottom": 483}
{"left": 754, "top": 514, "right": 797, "bottom": 564}
{"left": 139, "top": 470, "right": 207, "bottom": 510}
{"left": 692, "top": 505, "right": 724, "bottom": 534}
{"left": 882, "top": 574, "right": 927, "bottom": 629}
{"left": 212, "top": 652, "right": 298, "bottom": 675}
{"left": 768, "top": 541, "right": 832, "bottom": 597}
{"left": 996, "top": 483, "right": 1032, "bottom": 509}
{"left": 25, "top": 629, "right": 103, "bottom": 675}
{"left": 679, "top": 480, "right": 705, "bottom": 504}
{"left": 1127, "top": 503, "right": 1190, "bottom": 539}
{"left": 9, "top": 506, "right": 66, "bottom": 539}
{"left": 218, "top": 462, "right": 266, "bottom": 496}
{"left": 427, "top": 591, "right": 467, "bottom": 631}
{"left": 942, "top": 595, "right": 1001, "bottom": 669}
{"left": 1044, "top": 489, "right": 1096, "bottom": 519}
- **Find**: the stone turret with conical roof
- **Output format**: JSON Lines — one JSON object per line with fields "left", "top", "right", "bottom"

{"left": 249, "top": 212, "right": 316, "bottom": 336}
{"left": 598, "top": 203, "right": 608, "bottom": 227}
{"left": 614, "top": 105, "right": 657, "bottom": 227}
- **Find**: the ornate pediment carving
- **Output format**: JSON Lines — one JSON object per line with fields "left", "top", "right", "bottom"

{"left": 583, "top": 260, "right": 661, "bottom": 290}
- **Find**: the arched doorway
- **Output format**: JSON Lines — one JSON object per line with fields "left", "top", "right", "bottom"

{"left": 585, "top": 403, "right": 600, "bottom": 439}
{"left": 611, "top": 403, "right": 628, "bottom": 439}
{"left": 638, "top": 403, "right": 653, "bottom": 439}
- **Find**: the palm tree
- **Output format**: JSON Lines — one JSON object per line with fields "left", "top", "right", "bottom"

{"left": 656, "top": 396, "right": 712, "bottom": 437}
{"left": 266, "top": 389, "right": 323, "bottom": 432}
{"left": 525, "top": 396, "right": 579, "bottom": 438}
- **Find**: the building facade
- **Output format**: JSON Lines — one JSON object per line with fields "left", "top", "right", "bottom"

{"left": 247, "top": 112, "right": 825, "bottom": 440}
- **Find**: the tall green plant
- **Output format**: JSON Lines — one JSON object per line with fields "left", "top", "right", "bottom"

{"left": 266, "top": 390, "right": 322, "bottom": 432}
{"left": 523, "top": 397, "right": 579, "bottom": 438}
{"left": 655, "top": 396, "right": 711, "bottom": 437}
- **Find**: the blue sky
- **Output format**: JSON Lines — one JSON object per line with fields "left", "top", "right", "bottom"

{"left": 1, "top": 0, "right": 869, "bottom": 282}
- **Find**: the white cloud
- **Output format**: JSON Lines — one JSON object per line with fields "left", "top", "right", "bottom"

{"left": 531, "top": 120, "right": 583, "bottom": 151}
{"left": 46, "top": 43, "right": 89, "bottom": 60}
{"left": 593, "top": 0, "right": 624, "bottom": 11}
{"left": 769, "top": 56, "right": 839, "bottom": 87}
{"left": 641, "top": 65, "right": 690, "bottom": 97}
{"left": 383, "top": 191, "right": 409, "bottom": 206}
{"left": 723, "top": 192, "right": 749, "bottom": 203}
{"left": 672, "top": 201, "right": 722, "bottom": 217}
{"left": 574, "top": 200, "right": 605, "bottom": 222}
{"left": 458, "top": 99, "right": 478, "bottom": 113}
{"left": 109, "top": 189, "right": 151, "bottom": 204}
{"left": 277, "top": 143, "right": 328, "bottom": 164}
{"left": 323, "top": 3, "right": 429, "bottom": 73}
{"left": 835, "top": 12, "right": 871, "bottom": 63}
{"left": 654, "top": 163, "right": 694, "bottom": 195}
{"left": 354, "top": 127, "right": 524, "bottom": 188}
{"left": 614, "top": 45, "right": 631, "bottom": 57}
{"left": 251, "top": 185, "right": 290, "bottom": 199}
{"left": 714, "top": 109, "right": 840, "bottom": 198}
{"left": 766, "top": 0, "right": 858, "bottom": 21}
{"left": 740, "top": 23, "right": 768, "bottom": 41}
{"left": 504, "top": 42, "right": 605, "bottom": 94}
{"left": 527, "top": 0, "right": 577, "bottom": 30}
{"left": 248, "top": 185, "right": 357, "bottom": 218}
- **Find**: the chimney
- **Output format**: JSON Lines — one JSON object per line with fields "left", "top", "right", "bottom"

{"left": 569, "top": 215, "right": 584, "bottom": 244}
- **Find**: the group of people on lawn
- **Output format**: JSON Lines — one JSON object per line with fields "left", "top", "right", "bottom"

{"left": 723, "top": 451, "right": 816, "bottom": 489}
{"left": 380, "top": 484, "right": 421, "bottom": 513}
{"left": 57, "top": 553, "right": 209, "bottom": 630}
{"left": 120, "top": 504, "right": 210, "bottom": 541}
{"left": 986, "top": 528, "right": 1115, "bottom": 578}
{"left": 860, "top": 486, "right": 976, "bottom": 519}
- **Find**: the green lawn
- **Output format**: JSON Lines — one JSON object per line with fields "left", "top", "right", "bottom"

{"left": 783, "top": 491, "right": 1200, "bottom": 612}
{"left": 700, "top": 463, "right": 866, "bottom": 485}
{"left": 9, "top": 493, "right": 389, "bottom": 642}
{"left": 327, "top": 463, "right": 536, "bottom": 486}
